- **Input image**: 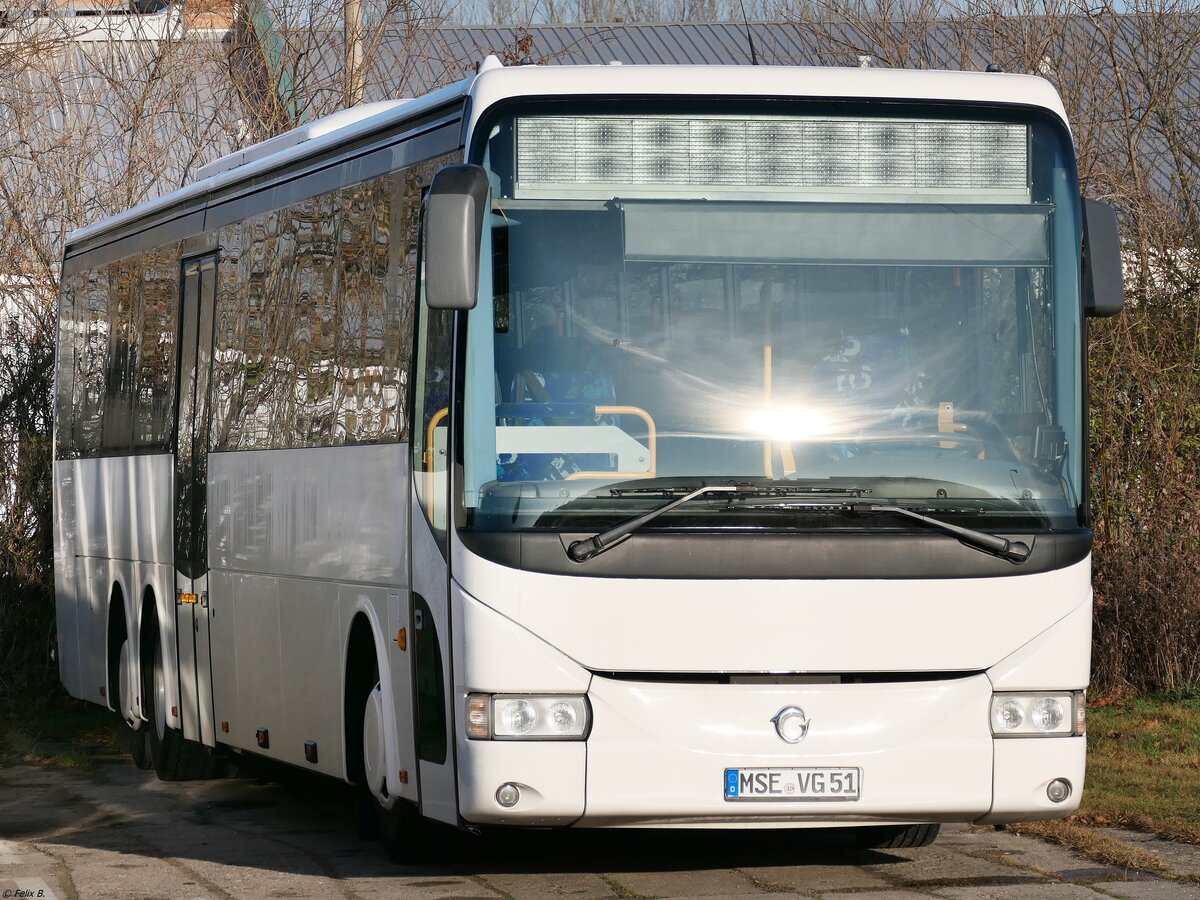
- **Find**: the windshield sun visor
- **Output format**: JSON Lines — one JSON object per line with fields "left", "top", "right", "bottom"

{"left": 619, "top": 202, "right": 1050, "bottom": 267}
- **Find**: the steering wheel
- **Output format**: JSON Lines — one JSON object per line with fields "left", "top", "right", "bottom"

{"left": 847, "top": 409, "right": 1019, "bottom": 462}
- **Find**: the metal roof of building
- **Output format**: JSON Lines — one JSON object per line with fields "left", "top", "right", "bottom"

{"left": 391, "top": 22, "right": 1003, "bottom": 91}
{"left": 10, "top": 19, "right": 1198, "bottom": 249}
{"left": 434, "top": 23, "right": 814, "bottom": 66}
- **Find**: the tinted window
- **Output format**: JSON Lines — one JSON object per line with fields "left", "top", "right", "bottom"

{"left": 55, "top": 247, "right": 180, "bottom": 459}
{"left": 101, "top": 258, "right": 137, "bottom": 450}
{"left": 75, "top": 265, "right": 110, "bottom": 454}
{"left": 132, "top": 245, "right": 180, "bottom": 450}
{"left": 211, "top": 159, "right": 443, "bottom": 451}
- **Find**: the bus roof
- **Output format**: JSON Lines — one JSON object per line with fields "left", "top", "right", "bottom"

{"left": 465, "top": 63, "right": 1069, "bottom": 136}
{"left": 65, "top": 62, "right": 1068, "bottom": 251}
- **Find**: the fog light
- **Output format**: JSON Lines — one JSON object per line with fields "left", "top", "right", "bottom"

{"left": 496, "top": 783, "right": 520, "bottom": 808}
{"left": 1047, "top": 778, "right": 1072, "bottom": 803}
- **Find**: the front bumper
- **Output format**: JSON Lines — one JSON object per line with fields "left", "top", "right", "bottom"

{"left": 456, "top": 672, "right": 1085, "bottom": 827}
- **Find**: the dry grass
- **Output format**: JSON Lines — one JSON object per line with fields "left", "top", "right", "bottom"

{"left": 1009, "top": 819, "right": 1200, "bottom": 881}
{"left": 0, "top": 702, "right": 122, "bottom": 770}
{"left": 1074, "top": 693, "right": 1200, "bottom": 843}
{"left": 1008, "top": 693, "right": 1200, "bottom": 880}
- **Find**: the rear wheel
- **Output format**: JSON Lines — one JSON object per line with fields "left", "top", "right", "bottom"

{"left": 143, "top": 620, "right": 215, "bottom": 780}
{"left": 129, "top": 726, "right": 153, "bottom": 770}
{"left": 854, "top": 823, "right": 940, "bottom": 849}
{"left": 115, "top": 638, "right": 152, "bottom": 770}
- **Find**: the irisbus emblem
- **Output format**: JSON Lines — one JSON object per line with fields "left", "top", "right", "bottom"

{"left": 772, "top": 707, "right": 811, "bottom": 744}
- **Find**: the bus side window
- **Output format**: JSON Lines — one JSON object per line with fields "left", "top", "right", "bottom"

{"left": 132, "top": 246, "right": 180, "bottom": 451}
{"left": 101, "top": 257, "right": 137, "bottom": 452}
{"left": 75, "top": 266, "right": 112, "bottom": 454}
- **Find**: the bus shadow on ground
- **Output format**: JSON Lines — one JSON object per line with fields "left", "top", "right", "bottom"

{"left": 0, "top": 751, "right": 936, "bottom": 880}
{"left": 219, "top": 752, "right": 924, "bottom": 874}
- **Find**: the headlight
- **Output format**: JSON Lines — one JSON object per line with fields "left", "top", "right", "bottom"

{"left": 1032, "top": 697, "right": 1066, "bottom": 732}
{"left": 992, "top": 698, "right": 1025, "bottom": 732}
{"left": 990, "top": 692, "right": 1082, "bottom": 737}
{"left": 465, "top": 693, "right": 591, "bottom": 740}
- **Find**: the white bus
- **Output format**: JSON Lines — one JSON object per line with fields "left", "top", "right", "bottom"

{"left": 53, "top": 58, "right": 1124, "bottom": 858}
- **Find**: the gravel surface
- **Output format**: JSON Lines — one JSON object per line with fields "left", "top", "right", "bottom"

{"left": 1, "top": 756, "right": 1197, "bottom": 899}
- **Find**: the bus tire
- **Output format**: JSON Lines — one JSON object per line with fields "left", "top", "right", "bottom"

{"left": 378, "top": 798, "right": 430, "bottom": 864}
{"left": 144, "top": 623, "right": 182, "bottom": 778}
{"left": 362, "top": 683, "right": 430, "bottom": 863}
{"left": 347, "top": 639, "right": 382, "bottom": 840}
{"left": 143, "top": 619, "right": 215, "bottom": 781}
{"left": 108, "top": 589, "right": 148, "bottom": 770}
{"left": 122, "top": 643, "right": 152, "bottom": 771}
{"left": 854, "top": 823, "right": 940, "bottom": 849}
{"left": 115, "top": 636, "right": 153, "bottom": 770}
{"left": 353, "top": 675, "right": 431, "bottom": 862}
{"left": 130, "top": 729, "right": 153, "bottom": 769}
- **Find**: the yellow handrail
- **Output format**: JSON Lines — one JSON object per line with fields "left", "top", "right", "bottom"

{"left": 424, "top": 406, "right": 449, "bottom": 525}
{"left": 425, "top": 404, "right": 660, "bottom": 522}
{"left": 564, "top": 404, "right": 657, "bottom": 481}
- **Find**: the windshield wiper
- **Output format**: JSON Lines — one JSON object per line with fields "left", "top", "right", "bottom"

{"left": 607, "top": 483, "right": 870, "bottom": 498}
{"left": 566, "top": 483, "right": 868, "bottom": 562}
{"left": 847, "top": 503, "right": 1031, "bottom": 563}
{"left": 565, "top": 485, "right": 1032, "bottom": 564}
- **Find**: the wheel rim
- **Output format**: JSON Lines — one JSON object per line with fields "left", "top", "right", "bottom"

{"left": 153, "top": 636, "right": 167, "bottom": 740}
{"left": 118, "top": 640, "right": 132, "bottom": 724}
{"left": 362, "top": 684, "right": 386, "bottom": 800}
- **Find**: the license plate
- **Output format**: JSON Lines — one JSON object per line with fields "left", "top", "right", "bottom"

{"left": 724, "top": 767, "right": 861, "bottom": 802}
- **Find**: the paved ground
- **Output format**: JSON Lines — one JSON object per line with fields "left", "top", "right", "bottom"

{"left": 2, "top": 754, "right": 1199, "bottom": 900}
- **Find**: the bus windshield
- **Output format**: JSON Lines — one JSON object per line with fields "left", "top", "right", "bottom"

{"left": 460, "top": 107, "right": 1083, "bottom": 532}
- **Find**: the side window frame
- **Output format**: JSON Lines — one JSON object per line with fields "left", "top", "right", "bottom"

{"left": 411, "top": 196, "right": 455, "bottom": 552}
{"left": 54, "top": 273, "right": 80, "bottom": 459}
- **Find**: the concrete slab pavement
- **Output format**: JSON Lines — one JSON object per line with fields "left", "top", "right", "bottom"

{"left": 2, "top": 759, "right": 1197, "bottom": 900}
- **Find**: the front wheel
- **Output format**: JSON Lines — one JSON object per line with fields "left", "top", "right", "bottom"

{"left": 358, "top": 681, "right": 432, "bottom": 863}
{"left": 854, "top": 823, "right": 940, "bottom": 849}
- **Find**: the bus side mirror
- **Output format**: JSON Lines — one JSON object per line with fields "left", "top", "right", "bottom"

{"left": 425, "top": 164, "right": 489, "bottom": 310}
{"left": 1082, "top": 198, "right": 1124, "bottom": 318}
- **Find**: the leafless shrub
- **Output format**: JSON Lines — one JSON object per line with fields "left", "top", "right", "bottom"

{"left": 0, "top": 1, "right": 450, "bottom": 709}
{"left": 782, "top": 0, "right": 1200, "bottom": 693}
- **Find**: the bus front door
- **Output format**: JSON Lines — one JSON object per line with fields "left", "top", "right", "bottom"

{"left": 173, "top": 253, "right": 218, "bottom": 748}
